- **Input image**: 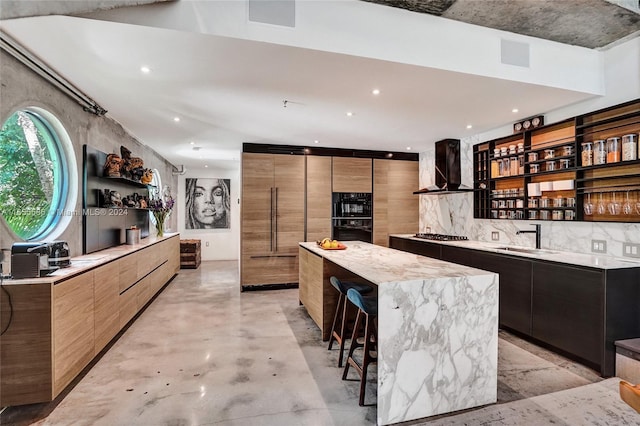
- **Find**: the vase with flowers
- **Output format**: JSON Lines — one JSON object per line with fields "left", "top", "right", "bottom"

{"left": 149, "top": 185, "right": 174, "bottom": 238}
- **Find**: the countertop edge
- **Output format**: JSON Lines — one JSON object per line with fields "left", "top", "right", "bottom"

{"left": 2, "top": 233, "right": 180, "bottom": 285}
{"left": 389, "top": 234, "right": 640, "bottom": 270}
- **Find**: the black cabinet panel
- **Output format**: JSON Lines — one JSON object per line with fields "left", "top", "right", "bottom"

{"left": 473, "top": 252, "right": 532, "bottom": 335}
{"left": 532, "top": 262, "right": 603, "bottom": 366}
{"left": 389, "top": 237, "right": 441, "bottom": 259}
{"left": 441, "top": 246, "right": 474, "bottom": 268}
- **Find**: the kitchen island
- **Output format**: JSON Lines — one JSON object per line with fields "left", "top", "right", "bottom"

{"left": 298, "top": 241, "right": 499, "bottom": 425}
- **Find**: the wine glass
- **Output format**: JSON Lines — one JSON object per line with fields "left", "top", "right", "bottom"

{"left": 608, "top": 192, "right": 621, "bottom": 215}
{"left": 623, "top": 191, "right": 632, "bottom": 215}
{"left": 584, "top": 193, "right": 593, "bottom": 216}
{"left": 596, "top": 192, "right": 606, "bottom": 215}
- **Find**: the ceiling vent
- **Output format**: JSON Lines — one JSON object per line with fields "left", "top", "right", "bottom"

{"left": 248, "top": 0, "right": 295, "bottom": 27}
{"left": 501, "top": 39, "right": 530, "bottom": 68}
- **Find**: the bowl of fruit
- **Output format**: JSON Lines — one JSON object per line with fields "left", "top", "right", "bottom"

{"left": 317, "top": 238, "right": 347, "bottom": 250}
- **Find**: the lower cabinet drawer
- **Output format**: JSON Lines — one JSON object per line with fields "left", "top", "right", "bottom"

{"left": 241, "top": 254, "right": 299, "bottom": 287}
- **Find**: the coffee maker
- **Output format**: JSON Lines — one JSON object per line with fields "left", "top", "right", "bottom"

{"left": 11, "top": 242, "right": 58, "bottom": 278}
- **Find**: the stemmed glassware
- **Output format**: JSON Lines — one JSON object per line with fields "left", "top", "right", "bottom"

{"left": 584, "top": 193, "right": 593, "bottom": 216}
{"left": 596, "top": 192, "right": 606, "bottom": 215}
{"left": 623, "top": 191, "right": 632, "bottom": 215}
{"left": 608, "top": 192, "right": 621, "bottom": 215}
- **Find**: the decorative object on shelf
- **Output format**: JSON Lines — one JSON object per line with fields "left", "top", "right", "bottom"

{"left": 103, "top": 153, "right": 123, "bottom": 177}
{"left": 141, "top": 168, "right": 154, "bottom": 184}
{"left": 513, "top": 115, "right": 544, "bottom": 133}
{"left": 149, "top": 185, "right": 174, "bottom": 237}
{"left": 120, "top": 145, "right": 144, "bottom": 180}
{"left": 101, "top": 188, "right": 123, "bottom": 208}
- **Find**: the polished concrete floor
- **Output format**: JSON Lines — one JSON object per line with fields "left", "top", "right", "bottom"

{"left": 1, "top": 260, "right": 635, "bottom": 425}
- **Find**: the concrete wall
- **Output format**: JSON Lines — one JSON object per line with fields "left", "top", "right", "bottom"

{"left": 418, "top": 37, "right": 640, "bottom": 257}
{"left": 176, "top": 166, "right": 240, "bottom": 261}
{"left": 0, "top": 49, "right": 177, "bottom": 262}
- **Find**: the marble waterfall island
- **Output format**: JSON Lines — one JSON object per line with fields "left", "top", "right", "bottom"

{"left": 298, "top": 241, "right": 499, "bottom": 425}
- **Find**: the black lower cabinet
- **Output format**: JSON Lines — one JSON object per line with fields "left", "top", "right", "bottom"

{"left": 389, "top": 237, "right": 442, "bottom": 258}
{"left": 531, "top": 262, "right": 603, "bottom": 370}
{"left": 472, "top": 252, "right": 533, "bottom": 336}
{"left": 389, "top": 236, "right": 640, "bottom": 377}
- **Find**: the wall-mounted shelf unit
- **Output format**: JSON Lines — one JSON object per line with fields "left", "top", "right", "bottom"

{"left": 473, "top": 98, "right": 640, "bottom": 223}
{"left": 83, "top": 145, "right": 151, "bottom": 254}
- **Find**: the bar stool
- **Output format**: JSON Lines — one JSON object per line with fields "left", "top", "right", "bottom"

{"left": 342, "top": 287, "right": 378, "bottom": 406}
{"left": 327, "top": 276, "right": 373, "bottom": 367}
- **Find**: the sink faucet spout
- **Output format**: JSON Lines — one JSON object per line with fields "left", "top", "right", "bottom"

{"left": 516, "top": 224, "right": 541, "bottom": 249}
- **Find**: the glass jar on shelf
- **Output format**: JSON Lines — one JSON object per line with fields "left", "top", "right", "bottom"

{"left": 530, "top": 163, "right": 540, "bottom": 174}
{"left": 607, "top": 137, "right": 621, "bottom": 163}
{"left": 561, "top": 145, "right": 574, "bottom": 157}
{"left": 510, "top": 154, "right": 518, "bottom": 176}
{"left": 544, "top": 149, "right": 555, "bottom": 159}
{"left": 594, "top": 139, "right": 606, "bottom": 165}
{"left": 581, "top": 142, "right": 593, "bottom": 166}
{"left": 622, "top": 134, "right": 638, "bottom": 161}
{"left": 528, "top": 152, "right": 538, "bottom": 162}
{"left": 502, "top": 157, "right": 510, "bottom": 177}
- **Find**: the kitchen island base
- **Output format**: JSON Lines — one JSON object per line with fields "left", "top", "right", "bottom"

{"left": 299, "top": 242, "right": 499, "bottom": 425}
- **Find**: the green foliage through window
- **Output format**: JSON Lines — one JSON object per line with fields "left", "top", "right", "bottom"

{"left": 0, "top": 110, "right": 64, "bottom": 240}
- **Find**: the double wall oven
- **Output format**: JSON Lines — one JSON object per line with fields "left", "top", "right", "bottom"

{"left": 332, "top": 192, "right": 372, "bottom": 243}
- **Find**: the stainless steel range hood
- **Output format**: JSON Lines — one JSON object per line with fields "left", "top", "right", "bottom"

{"left": 414, "top": 139, "right": 473, "bottom": 194}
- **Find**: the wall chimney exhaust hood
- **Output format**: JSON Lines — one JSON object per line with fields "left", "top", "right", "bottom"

{"left": 414, "top": 139, "right": 473, "bottom": 194}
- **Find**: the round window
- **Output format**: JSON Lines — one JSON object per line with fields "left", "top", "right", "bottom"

{"left": 0, "top": 108, "right": 77, "bottom": 240}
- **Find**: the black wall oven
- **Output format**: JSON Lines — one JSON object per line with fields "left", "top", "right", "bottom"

{"left": 332, "top": 192, "right": 372, "bottom": 243}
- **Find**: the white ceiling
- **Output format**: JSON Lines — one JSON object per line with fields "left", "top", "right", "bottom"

{"left": 0, "top": 2, "right": 612, "bottom": 172}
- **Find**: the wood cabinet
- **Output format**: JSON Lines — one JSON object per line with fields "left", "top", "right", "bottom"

{"left": 94, "top": 261, "right": 120, "bottom": 355}
{"left": 373, "top": 159, "right": 419, "bottom": 246}
{"left": 53, "top": 272, "right": 95, "bottom": 396}
{"left": 306, "top": 156, "right": 332, "bottom": 243}
{"left": 241, "top": 153, "right": 305, "bottom": 289}
{"left": 332, "top": 157, "right": 372, "bottom": 192}
{"left": 0, "top": 235, "right": 179, "bottom": 406}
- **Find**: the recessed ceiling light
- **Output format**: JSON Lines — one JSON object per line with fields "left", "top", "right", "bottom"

{"left": 173, "top": 117, "right": 180, "bottom": 122}
{"left": 190, "top": 141, "right": 195, "bottom": 145}
{"left": 512, "top": 108, "right": 519, "bottom": 113}
{"left": 346, "top": 111, "right": 354, "bottom": 117}
{"left": 466, "top": 124, "right": 473, "bottom": 129}
{"left": 372, "top": 89, "right": 380, "bottom": 95}
{"left": 406, "top": 147, "right": 411, "bottom": 151}
{"left": 204, "top": 165, "right": 208, "bottom": 168}
{"left": 140, "top": 66, "right": 151, "bottom": 74}
{"left": 314, "top": 140, "right": 319, "bottom": 144}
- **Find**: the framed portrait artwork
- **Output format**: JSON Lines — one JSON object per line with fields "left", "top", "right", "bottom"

{"left": 185, "top": 178, "right": 231, "bottom": 229}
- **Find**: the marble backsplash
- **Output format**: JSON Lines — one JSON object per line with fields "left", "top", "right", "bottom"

{"left": 419, "top": 137, "right": 640, "bottom": 258}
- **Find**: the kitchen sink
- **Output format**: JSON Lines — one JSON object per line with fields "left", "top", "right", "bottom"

{"left": 496, "top": 247, "right": 558, "bottom": 255}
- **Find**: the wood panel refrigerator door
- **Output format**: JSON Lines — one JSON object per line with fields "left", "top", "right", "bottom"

{"left": 306, "top": 155, "right": 332, "bottom": 243}
{"left": 273, "top": 155, "right": 305, "bottom": 254}
{"left": 241, "top": 153, "right": 275, "bottom": 286}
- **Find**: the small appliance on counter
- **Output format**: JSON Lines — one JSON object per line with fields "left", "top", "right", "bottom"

{"left": 11, "top": 242, "right": 59, "bottom": 279}
{"left": 49, "top": 240, "right": 71, "bottom": 268}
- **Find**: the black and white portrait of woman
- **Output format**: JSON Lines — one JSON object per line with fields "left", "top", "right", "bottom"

{"left": 185, "top": 178, "right": 231, "bottom": 229}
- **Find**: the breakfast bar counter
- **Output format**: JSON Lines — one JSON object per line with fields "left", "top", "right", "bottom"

{"left": 298, "top": 241, "right": 499, "bottom": 425}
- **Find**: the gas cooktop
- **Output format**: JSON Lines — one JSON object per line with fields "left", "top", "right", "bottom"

{"left": 414, "top": 233, "right": 469, "bottom": 241}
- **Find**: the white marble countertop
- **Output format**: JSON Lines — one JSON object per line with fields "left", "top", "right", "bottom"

{"left": 391, "top": 234, "right": 640, "bottom": 270}
{"left": 2, "top": 233, "right": 180, "bottom": 285}
{"left": 299, "top": 241, "right": 495, "bottom": 285}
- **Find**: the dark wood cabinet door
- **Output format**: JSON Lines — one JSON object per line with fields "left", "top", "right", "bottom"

{"left": 472, "top": 252, "right": 532, "bottom": 335}
{"left": 531, "top": 262, "right": 603, "bottom": 367}
{"left": 441, "top": 246, "right": 474, "bottom": 267}
{"left": 389, "top": 237, "right": 441, "bottom": 259}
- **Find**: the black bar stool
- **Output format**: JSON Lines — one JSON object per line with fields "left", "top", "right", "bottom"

{"left": 327, "top": 276, "right": 373, "bottom": 367}
{"left": 342, "top": 287, "right": 377, "bottom": 406}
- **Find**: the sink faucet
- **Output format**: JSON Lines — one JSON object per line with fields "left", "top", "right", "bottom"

{"left": 516, "top": 224, "right": 541, "bottom": 249}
